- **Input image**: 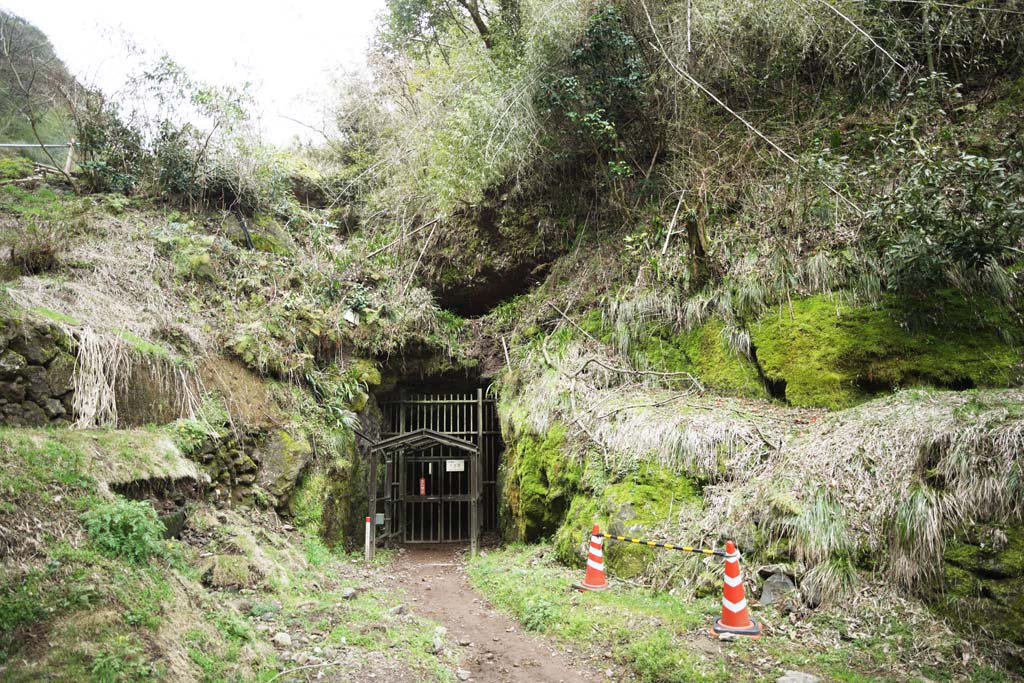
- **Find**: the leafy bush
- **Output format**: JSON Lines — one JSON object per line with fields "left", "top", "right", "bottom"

{"left": 82, "top": 498, "right": 164, "bottom": 564}
{"left": 75, "top": 90, "right": 146, "bottom": 194}
{"left": 871, "top": 138, "right": 1024, "bottom": 294}
{"left": 0, "top": 156, "right": 33, "bottom": 180}
{"left": 520, "top": 595, "right": 558, "bottom": 632}
{"left": 89, "top": 635, "right": 155, "bottom": 682}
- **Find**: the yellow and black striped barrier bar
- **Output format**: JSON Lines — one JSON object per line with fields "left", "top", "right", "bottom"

{"left": 596, "top": 533, "right": 728, "bottom": 557}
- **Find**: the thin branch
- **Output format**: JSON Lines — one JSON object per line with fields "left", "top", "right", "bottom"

{"left": 639, "top": 0, "right": 865, "bottom": 217}
{"left": 661, "top": 190, "right": 686, "bottom": 255}
{"left": 366, "top": 217, "right": 442, "bottom": 258}
{"left": 546, "top": 301, "right": 600, "bottom": 345}
{"left": 810, "top": 0, "right": 908, "bottom": 72}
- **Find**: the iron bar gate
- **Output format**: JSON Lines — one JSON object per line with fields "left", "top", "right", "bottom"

{"left": 370, "top": 388, "right": 501, "bottom": 550}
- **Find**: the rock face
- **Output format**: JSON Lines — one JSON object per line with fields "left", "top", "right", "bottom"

{"left": 255, "top": 429, "right": 314, "bottom": 506}
{"left": 550, "top": 457, "right": 703, "bottom": 579}
{"left": 759, "top": 572, "right": 797, "bottom": 606}
{"left": 938, "top": 524, "right": 1024, "bottom": 647}
{"left": 0, "top": 315, "right": 76, "bottom": 427}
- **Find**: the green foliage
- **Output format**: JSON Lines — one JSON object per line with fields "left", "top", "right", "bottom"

{"left": 539, "top": 3, "right": 651, "bottom": 165}
{"left": 0, "top": 156, "right": 33, "bottom": 180}
{"left": 81, "top": 498, "right": 164, "bottom": 564}
{"left": 868, "top": 93, "right": 1024, "bottom": 294}
{"left": 76, "top": 92, "right": 146, "bottom": 194}
{"left": 88, "top": 636, "right": 155, "bottom": 682}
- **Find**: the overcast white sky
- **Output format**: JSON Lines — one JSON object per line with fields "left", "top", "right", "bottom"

{"left": 1, "top": 0, "right": 387, "bottom": 143}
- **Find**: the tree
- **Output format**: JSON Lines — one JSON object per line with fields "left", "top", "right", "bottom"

{"left": 382, "top": 0, "right": 522, "bottom": 55}
{"left": 0, "top": 10, "right": 76, "bottom": 175}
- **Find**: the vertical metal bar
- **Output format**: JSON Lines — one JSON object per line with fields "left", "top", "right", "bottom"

{"left": 471, "top": 388, "right": 483, "bottom": 555}
{"left": 368, "top": 447, "right": 378, "bottom": 547}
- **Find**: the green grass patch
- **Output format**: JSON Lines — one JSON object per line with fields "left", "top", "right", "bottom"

{"left": 469, "top": 544, "right": 992, "bottom": 682}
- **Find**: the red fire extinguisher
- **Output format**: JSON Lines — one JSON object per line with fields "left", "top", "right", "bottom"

{"left": 419, "top": 476, "right": 426, "bottom": 496}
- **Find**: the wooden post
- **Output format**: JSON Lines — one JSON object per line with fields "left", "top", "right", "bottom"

{"left": 63, "top": 139, "right": 75, "bottom": 175}
{"left": 364, "top": 516, "right": 373, "bottom": 564}
{"left": 367, "top": 449, "right": 377, "bottom": 561}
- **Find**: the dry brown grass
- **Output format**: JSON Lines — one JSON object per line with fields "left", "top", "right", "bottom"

{"left": 503, "top": 331, "right": 1024, "bottom": 600}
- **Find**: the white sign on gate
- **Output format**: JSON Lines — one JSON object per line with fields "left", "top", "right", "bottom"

{"left": 445, "top": 459, "right": 465, "bottom": 472}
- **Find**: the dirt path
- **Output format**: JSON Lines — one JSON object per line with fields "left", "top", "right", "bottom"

{"left": 395, "top": 546, "right": 609, "bottom": 683}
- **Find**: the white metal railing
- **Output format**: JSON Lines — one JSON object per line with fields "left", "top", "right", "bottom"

{"left": 0, "top": 140, "right": 76, "bottom": 174}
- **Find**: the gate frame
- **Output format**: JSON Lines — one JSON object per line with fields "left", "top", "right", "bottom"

{"left": 369, "top": 427, "right": 482, "bottom": 555}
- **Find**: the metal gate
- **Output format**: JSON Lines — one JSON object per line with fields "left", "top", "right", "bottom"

{"left": 370, "top": 389, "right": 501, "bottom": 550}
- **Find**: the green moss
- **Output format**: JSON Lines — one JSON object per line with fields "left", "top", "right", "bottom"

{"left": 242, "top": 214, "right": 294, "bottom": 256}
{"left": 937, "top": 525, "right": 1024, "bottom": 647}
{"left": 117, "top": 330, "right": 180, "bottom": 363}
{"left": 751, "top": 293, "right": 1022, "bottom": 409}
{"left": 289, "top": 469, "right": 328, "bottom": 531}
{"left": 32, "top": 306, "right": 79, "bottom": 326}
{"left": 554, "top": 461, "right": 702, "bottom": 578}
{"left": 503, "top": 423, "right": 582, "bottom": 542}
{"left": 630, "top": 320, "right": 766, "bottom": 398}
{"left": 347, "top": 358, "right": 382, "bottom": 387}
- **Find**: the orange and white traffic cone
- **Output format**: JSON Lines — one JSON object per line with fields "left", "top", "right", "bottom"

{"left": 711, "top": 540, "right": 761, "bottom": 638}
{"left": 572, "top": 524, "right": 609, "bottom": 591}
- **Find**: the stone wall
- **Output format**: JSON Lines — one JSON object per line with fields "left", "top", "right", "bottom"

{"left": 0, "top": 317, "right": 75, "bottom": 426}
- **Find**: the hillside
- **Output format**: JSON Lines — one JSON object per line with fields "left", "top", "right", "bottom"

{"left": 2, "top": 2, "right": 1024, "bottom": 681}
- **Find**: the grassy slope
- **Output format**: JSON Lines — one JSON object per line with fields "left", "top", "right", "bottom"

{"left": 0, "top": 428, "right": 455, "bottom": 681}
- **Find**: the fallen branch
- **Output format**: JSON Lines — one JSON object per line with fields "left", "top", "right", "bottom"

{"left": 568, "top": 356, "right": 705, "bottom": 392}
{"left": 366, "top": 217, "right": 442, "bottom": 259}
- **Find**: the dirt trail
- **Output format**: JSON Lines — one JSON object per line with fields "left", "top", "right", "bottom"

{"left": 396, "top": 546, "right": 609, "bottom": 683}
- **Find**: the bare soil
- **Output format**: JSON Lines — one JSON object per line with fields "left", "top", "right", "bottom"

{"left": 395, "top": 545, "right": 614, "bottom": 683}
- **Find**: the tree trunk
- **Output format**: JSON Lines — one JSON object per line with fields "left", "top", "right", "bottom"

{"left": 457, "top": 0, "right": 493, "bottom": 49}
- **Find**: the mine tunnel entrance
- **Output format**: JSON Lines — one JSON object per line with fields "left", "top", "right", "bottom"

{"left": 370, "top": 386, "right": 502, "bottom": 550}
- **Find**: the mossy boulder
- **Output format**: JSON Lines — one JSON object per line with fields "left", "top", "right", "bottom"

{"left": 629, "top": 320, "right": 766, "bottom": 398}
{"left": 224, "top": 213, "right": 295, "bottom": 256}
{"left": 937, "top": 525, "right": 1024, "bottom": 649}
{"left": 751, "top": 293, "right": 1022, "bottom": 410}
{"left": 554, "top": 462, "right": 702, "bottom": 578}
{"left": 502, "top": 423, "right": 582, "bottom": 542}
{"left": 200, "top": 554, "right": 262, "bottom": 590}
{"left": 255, "top": 429, "right": 313, "bottom": 505}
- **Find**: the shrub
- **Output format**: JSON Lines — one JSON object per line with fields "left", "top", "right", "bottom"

{"left": 4, "top": 220, "right": 65, "bottom": 274}
{"left": 82, "top": 498, "right": 164, "bottom": 563}
{"left": 89, "top": 635, "right": 155, "bottom": 682}
{"left": 0, "top": 156, "right": 33, "bottom": 181}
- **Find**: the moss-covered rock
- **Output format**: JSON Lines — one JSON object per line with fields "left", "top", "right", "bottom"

{"left": 936, "top": 525, "right": 1024, "bottom": 649}
{"left": 320, "top": 444, "right": 366, "bottom": 551}
{"left": 629, "top": 320, "right": 766, "bottom": 398}
{"left": 200, "top": 554, "right": 262, "bottom": 590}
{"left": 223, "top": 213, "right": 296, "bottom": 256}
{"left": 255, "top": 429, "right": 313, "bottom": 505}
{"left": 502, "top": 423, "right": 582, "bottom": 542}
{"left": 554, "top": 461, "right": 702, "bottom": 578}
{"left": 751, "top": 293, "right": 1022, "bottom": 409}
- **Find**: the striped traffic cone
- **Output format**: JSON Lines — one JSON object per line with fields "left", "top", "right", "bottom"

{"left": 572, "top": 524, "right": 609, "bottom": 591}
{"left": 711, "top": 540, "right": 761, "bottom": 638}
